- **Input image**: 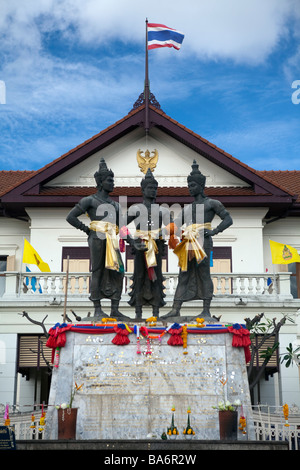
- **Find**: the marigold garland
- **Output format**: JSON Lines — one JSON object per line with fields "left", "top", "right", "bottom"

{"left": 181, "top": 325, "right": 188, "bottom": 354}
{"left": 30, "top": 414, "right": 35, "bottom": 429}
{"left": 283, "top": 403, "right": 289, "bottom": 426}
{"left": 239, "top": 415, "right": 247, "bottom": 434}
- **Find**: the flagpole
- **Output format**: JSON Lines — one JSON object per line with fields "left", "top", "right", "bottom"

{"left": 18, "top": 237, "right": 26, "bottom": 297}
{"left": 145, "top": 18, "right": 150, "bottom": 135}
{"left": 63, "top": 255, "right": 70, "bottom": 324}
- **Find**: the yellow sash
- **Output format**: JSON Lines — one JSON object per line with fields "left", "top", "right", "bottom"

{"left": 173, "top": 223, "right": 212, "bottom": 272}
{"left": 135, "top": 229, "right": 160, "bottom": 268}
{"left": 90, "top": 221, "right": 121, "bottom": 271}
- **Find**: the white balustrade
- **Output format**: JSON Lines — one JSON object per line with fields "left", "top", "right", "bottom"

{"left": 5, "top": 271, "right": 286, "bottom": 298}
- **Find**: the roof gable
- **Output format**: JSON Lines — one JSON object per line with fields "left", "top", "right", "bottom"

{"left": 0, "top": 104, "right": 296, "bottom": 216}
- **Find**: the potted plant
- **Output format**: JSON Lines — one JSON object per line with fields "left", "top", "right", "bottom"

{"left": 56, "top": 382, "right": 83, "bottom": 440}
{"left": 212, "top": 399, "right": 241, "bottom": 440}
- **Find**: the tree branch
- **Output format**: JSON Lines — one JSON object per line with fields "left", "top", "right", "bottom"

{"left": 19, "top": 311, "right": 49, "bottom": 338}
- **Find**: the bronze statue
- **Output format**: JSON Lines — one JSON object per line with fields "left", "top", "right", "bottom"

{"left": 162, "top": 160, "right": 233, "bottom": 319}
{"left": 127, "top": 168, "right": 172, "bottom": 320}
{"left": 66, "top": 158, "right": 128, "bottom": 319}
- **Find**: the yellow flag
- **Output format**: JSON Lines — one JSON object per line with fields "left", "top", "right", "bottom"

{"left": 22, "top": 239, "right": 50, "bottom": 272}
{"left": 269, "top": 240, "right": 300, "bottom": 265}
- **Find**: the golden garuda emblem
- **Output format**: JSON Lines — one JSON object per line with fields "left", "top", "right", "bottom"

{"left": 136, "top": 148, "right": 158, "bottom": 174}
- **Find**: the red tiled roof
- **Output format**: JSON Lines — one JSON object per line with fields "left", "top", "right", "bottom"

{"left": 0, "top": 104, "right": 295, "bottom": 200}
{"left": 0, "top": 104, "right": 298, "bottom": 204}
{"left": 258, "top": 171, "right": 300, "bottom": 203}
{"left": 0, "top": 171, "right": 36, "bottom": 197}
{"left": 0, "top": 170, "right": 298, "bottom": 200}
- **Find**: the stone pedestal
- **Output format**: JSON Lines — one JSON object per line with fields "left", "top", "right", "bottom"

{"left": 45, "top": 323, "right": 254, "bottom": 440}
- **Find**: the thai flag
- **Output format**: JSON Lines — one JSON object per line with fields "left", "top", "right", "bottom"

{"left": 148, "top": 23, "right": 184, "bottom": 51}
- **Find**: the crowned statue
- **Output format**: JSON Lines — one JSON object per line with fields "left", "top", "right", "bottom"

{"left": 127, "top": 168, "right": 173, "bottom": 320}
{"left": 162, "top": 160, "right": 233, "bottom": 319}
{"left": 66, "top": 158, "right": 129, "bottom": 319}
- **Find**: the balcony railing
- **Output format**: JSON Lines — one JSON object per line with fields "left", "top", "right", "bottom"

{"left": 0, "top": 270, "right": 293, "bottom": 299}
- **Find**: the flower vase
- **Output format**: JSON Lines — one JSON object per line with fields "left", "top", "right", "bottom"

{"left": 219, "top": 410, "right": 238, "bottom": 440}
{"left": 57, "top": 408, "right": 78, "bottom": 440}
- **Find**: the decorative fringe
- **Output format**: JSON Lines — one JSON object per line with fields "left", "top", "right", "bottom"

{"left": 112, "top": 324, "right": 131, "bottom": 345}
{"left": 46, "top": 323, "right": 72, "bottom": 365}
{"left": 228, "top": 324, "right": 251, "bottom": 363}
{"left": 167, "top": 323, "right": 183, "bottom": 346}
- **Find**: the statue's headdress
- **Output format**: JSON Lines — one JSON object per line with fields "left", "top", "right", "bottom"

{"left": 94, "top": 158, "right": 114, "bottom": 188}
{"left": 140, "top": 167, "right": 158, "bottom": 191}
{"left": 187, "top": 160, "right": 206, "bottom": 187}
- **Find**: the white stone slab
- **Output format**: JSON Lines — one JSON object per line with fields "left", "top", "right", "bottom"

{"left": 45, "top": 325, "right": 254, "bottom": 440}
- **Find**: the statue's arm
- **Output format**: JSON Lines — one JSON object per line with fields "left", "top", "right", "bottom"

{"left": 66, "top": 199, "right": 91, "bottom": 235}
{"left": 209, "top": 201, "right": 233, "bottom": 236}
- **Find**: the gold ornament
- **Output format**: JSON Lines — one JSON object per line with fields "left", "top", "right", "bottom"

{"left": 136, "top": 149, "right": 158, "bottom": 174}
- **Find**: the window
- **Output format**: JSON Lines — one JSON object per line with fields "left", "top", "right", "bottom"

{"left": 210, "top": 247, "right": 232, "bottom": 294}
{"left": 0, "top": 255, "right": 7, "bottom": 296}
{"left": 62, "top": 247, "right": 90, "bottom": 293}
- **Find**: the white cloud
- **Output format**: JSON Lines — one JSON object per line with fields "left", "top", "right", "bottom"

{"left": 0, "top": 0, "right": 299, "bottom": 171}
{"left": 0, "top": 0, "right": 298, "bottom": 64}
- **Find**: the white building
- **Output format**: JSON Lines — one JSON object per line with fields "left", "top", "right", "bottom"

{"left": 0, "top": 97, "right": 300, "bottom": 413}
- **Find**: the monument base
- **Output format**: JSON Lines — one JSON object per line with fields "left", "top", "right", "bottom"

{"left": 45, "top": 320, "right": 255, "bottom": 440}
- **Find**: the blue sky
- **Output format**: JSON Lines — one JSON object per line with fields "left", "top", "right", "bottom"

{"left": 0, "top": 0, "right": 300, "bottom": 171}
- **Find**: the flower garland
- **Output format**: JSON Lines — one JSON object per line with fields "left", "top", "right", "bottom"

{"left": 239, "top": 415, "right": 247, "bottom": 434}
{"left": 3, "top": 404, "right": 10, "bottom": 426}
{"left": 283, "top": 403, "right": 289, "bottom": 427}
{"left": 181, "top": 325, "right": 188, "bottom": 354}
{"left": 39, "top": 405, "right": 46, "bottom": 433}
{"left": 238, "top": 404, "right": 247, "bottom": 434}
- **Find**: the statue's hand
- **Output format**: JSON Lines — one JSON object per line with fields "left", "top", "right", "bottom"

{"left": 83, "top": 225, "right": 91, "bottom": 235}
{"left": 132, "top": 239, "right": 147, "bottom": 252}
{"left": 204, "top": 229, "right": 218, "bottom": 237}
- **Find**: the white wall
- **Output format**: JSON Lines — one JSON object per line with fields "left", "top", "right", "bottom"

{"left": 279, "top": 332, "right": 300, "bottom": 408}
{"left": 0, "top": 334, "right": 17, "bottom": 406}
{"left": 0, "top": 218, "right": 30, "bottom": 271}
